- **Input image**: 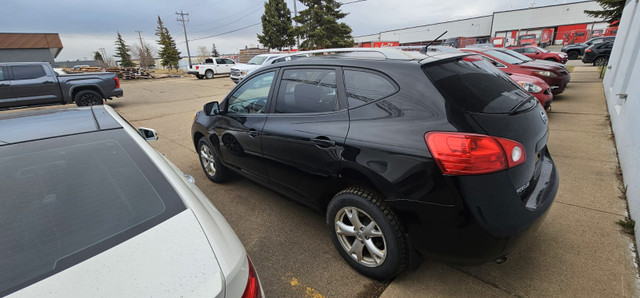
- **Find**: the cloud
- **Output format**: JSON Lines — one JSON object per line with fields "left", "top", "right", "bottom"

{"left": 3, "top": 0, "right": 584, "bottom": 61}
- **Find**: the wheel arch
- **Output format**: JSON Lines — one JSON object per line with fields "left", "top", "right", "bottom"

{"left": 71, "top": 85, "right": 105, "bottom": 101}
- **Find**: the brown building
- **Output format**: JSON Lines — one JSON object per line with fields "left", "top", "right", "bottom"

{"left": 0, "top": 33, "right": 63, "bottom": 64}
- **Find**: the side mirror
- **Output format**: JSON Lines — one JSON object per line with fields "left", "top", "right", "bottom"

{"left": 138, "top": 127, "right": 158, "bottom": 141}
{"left": 204, "top": 101, "right": 220, "bottom": 116}
{"left": 489, "top": 60, "right": 498, "bottom": 66}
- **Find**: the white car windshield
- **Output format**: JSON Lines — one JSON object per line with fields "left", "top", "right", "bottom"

{"left": 247, "top": 56, "right": 268, "bottom": 65}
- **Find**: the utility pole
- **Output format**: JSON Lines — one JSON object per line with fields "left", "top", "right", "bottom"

{"left": 176, "top": 10, "right": 192, "bottom": 67}
{"left": 293, "top": 0, "right": 300, "bottom": 49}
{"left": 135, "top": 30, "right": 144, "bottom": 49}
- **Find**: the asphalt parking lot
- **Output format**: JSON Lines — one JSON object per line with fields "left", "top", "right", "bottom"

{"left": 105, "top": 64, "right": 636, "bottom": 297}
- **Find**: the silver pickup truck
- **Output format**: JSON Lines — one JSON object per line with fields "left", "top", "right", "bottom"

{"left": 0, "top": 62, "right": 123, "bottom": 109}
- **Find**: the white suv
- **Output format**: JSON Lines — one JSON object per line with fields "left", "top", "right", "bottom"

{"left": 230, "top": 54, "right": 285, "bottom": 83}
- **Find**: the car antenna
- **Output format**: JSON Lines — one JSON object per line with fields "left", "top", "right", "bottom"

{"left": 420, "top": 31, "right": 448, "bottom": 54}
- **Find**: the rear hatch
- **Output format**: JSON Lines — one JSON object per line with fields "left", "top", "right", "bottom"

{"left": 422, "top": 55, "right": 556, "bottom": 235}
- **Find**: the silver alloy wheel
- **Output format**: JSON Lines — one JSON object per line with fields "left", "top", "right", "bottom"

{"left": 334, "top": 207, "right": 387, "bottom": 267}
{"left": 199, "top": 144, "right": 216, "bottom": 177}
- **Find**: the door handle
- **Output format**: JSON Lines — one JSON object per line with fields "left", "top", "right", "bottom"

{"left": 247, "top": 129, "right": 260, "bottom": 138}
{"left": 42, "top": 81, "right": 54, "bottom": 84}
{"left": 312, "top": 137, "right": 336, "bottom": 148}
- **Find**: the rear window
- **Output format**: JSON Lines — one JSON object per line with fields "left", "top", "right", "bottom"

{"left": 0, "top": 129, "right": 185, "bottom": 295}
{"left": 344, "top": 69, "right": 397, "bottom": 108}
{"left": 423, "top": 57, "right": 535, "bottom": 114}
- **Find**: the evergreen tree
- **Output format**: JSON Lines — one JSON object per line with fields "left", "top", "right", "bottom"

{"left": 144, "top": 45, "right": 155, "bottom": 67}
{"left": 294, "top": 0, "right": 353, "bottom": 50}
{"left": 584, "top": 0, "right": 626, "bottom": 23}
{"left": 114, "top": 32, "right": 135, "bottom": 67}
{"left": 155, "top": 16, "right": 181, "bottom": 70}
{"left": 211, "top": 43, "right": 220, "bottom": 57}
{"left": 94, "top": 51, "right": 103, "bottom": 62}
{"left": 258, "top": 0, "right": 295, "bottom": 50}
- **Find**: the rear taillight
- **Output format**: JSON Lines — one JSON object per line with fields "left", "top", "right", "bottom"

{"left": 114, "top": 77, "right": 120, "bottom": 88}
{"left": 585, "top": 49, "right": 592, "bottom": 53}
{"left": 425, "top": 132, "right": 526, "bottom": 175}
{"left": 196, "top": 65, "right": 199, "bottom": 70}
{"left": 241, "top": 256, "right": 261, "bottom": 298}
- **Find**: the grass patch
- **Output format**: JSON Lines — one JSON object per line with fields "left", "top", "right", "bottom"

{"left": 566, "top": 65, "right": 575, "bottom": 73}
{"left": 618, "top": 217, "right": 636, "bottom": 235}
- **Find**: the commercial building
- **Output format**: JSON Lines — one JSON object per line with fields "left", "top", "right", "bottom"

{"left": 603, "top": 0, "right": 640, "bottom": 240}
{"left": 0, "top": 33, "right": 63, "bottom": 64}
{"left": 354, "top": 0, "right": 609, "bottom": 47}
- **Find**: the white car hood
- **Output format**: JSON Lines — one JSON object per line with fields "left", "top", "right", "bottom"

{"left": 231, "top": 64, "right": 262, "bottom": 72}
{"left": 9, "top": 210, "right": 224, "bottom": 298}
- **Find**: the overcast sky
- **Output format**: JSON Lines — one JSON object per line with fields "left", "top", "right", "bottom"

{"left": 2, "top": 0, "right": 582, "bottom": 61}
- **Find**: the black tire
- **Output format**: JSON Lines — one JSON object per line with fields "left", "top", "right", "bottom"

{"left": 205, "top": 70, "right": 214, "bottom": 79}
{"left": 196, "top": 74, "right": 204, "bottom": 79}
{"left": 74, "top": 90, "right": 103, "bottom": 106}
{"left": 197, "top": 138, "right": 229, "bottom": 183}
{"left": 594, "top": 57, "right": 608, "bottom": 67}
{"left": 326, "top": 186, "right": 408, "bottom": 280}
{"left": 567, "top": 51, "right": 579, "bottom": 60}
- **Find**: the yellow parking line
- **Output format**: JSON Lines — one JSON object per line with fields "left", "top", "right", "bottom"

{"left": 285, "top": 274, "right": 325, "bottom": 298}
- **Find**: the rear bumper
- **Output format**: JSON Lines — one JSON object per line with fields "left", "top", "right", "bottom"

{"left": 110, "top": 88, "right": 123, "bottom": 98}
{"left": 390, "top": 147, "right": 558, "bottom": 264}
{"left": 187, "top": 71, "right": 200, "bottom": 75}
{"left": 581, "top": 53, "right": 596, "bottom": 63}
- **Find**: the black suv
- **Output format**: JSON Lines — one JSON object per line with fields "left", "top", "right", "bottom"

{"left": 191, "top": 49, "right": 558, "bottom": 280}
{"left": 582, "top": 41, "right": 614, "bottom": 66}
{"left": 561, "top": 36, "right": 615, "bottom": 59}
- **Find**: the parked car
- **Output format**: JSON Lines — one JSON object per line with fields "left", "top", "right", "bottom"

{"left": 187, "top": 57, "right": 237, "bottom": 79}
{"left": 0, "top": 105, "right": 263, "bottom": 297}
{"left": 582, "top": 41, "right": 614, "bottom": 66}
{"left": 462, "top": 48, "right": 571, "bottom": 94}
{"left": 230, "top": 54, "right": 286, "bottom": 83}
{"left": 0, "top": 62, "right": 122, "bottom": 109}
{"left": 509, "top": 73, "right": 553, "bottom": 110}
{"left": 561, "top": 36, "right": 615, "bottom": 60}
{"left": 517, "top": 34, "right": 537, "bottom": 46}
{"left": 191, "top": 48, "right": 558, "bottom": 280}
{"left": 511, "top": 46, "right": 568, "bottom": 64}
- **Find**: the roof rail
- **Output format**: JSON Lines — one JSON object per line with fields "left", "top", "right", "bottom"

{"left": 283, "top": 47, "right": 419, "bottom": 61}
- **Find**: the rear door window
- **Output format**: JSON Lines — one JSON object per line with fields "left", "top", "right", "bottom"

{"left": 344, "top": 69, "right": 397, "bottom": 108}
{"left": 275, "top": 68, "right": 337, "bottom": 113}
{"left": 0, "top": 129, "right": 185, "bottom": 295}
{"left": 11, "top": 65, "right": 47, "bottom": 80}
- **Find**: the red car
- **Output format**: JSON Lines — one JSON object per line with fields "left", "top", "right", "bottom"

{"left": 511, "top": 46, "right": 568, "bottom": 64}
{"left": 509, "top": 73, "right": 552, "bottom": 111}
{"left": 461, "top": 48, "right": 571, "bottom": 94}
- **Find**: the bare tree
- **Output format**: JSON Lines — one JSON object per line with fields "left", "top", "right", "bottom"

{"left": 132, "top": 43, "right": 156, "bottom": 69}
{"left": 197, "top": 46, "right": 209, "bottom": 63}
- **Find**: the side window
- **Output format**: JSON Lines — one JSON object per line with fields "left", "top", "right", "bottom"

{"left": 275, "top": 69, "right": 337, "bottom": 114}
{"left": 205, "top": 58, "right": 214, "bottom": 64}
{"left": 481, "top": 57, "right": 506, "bottom": 68}
{"left": 524, "top": 48, "right": 537, "bottom": 54}
{"left": 513, "top": 48, "right": 524, "bottom": 53}
{"left": 215, "top": 58, "right": 225, "bottom": 64}
{"left": 227, "top": 71, "right": 275, "bottom": 114}
{"left": 11, "top": 65, "right": 47, "bottom": 80}
{"left": 344, "top": 70, "right": 397, "bottom": 108}
{"left": 223, "top": 59, "right": 235, "bottom": 65}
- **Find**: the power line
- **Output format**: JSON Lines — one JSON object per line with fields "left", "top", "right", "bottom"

{"left": 189, "top": 6, "right": 263, "bottom": 30}
{"left": 189, "top": 7, "right": 263, "bottom": 34}
{"left": 184, "top": 22, "right": 262, "bottom": 43}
